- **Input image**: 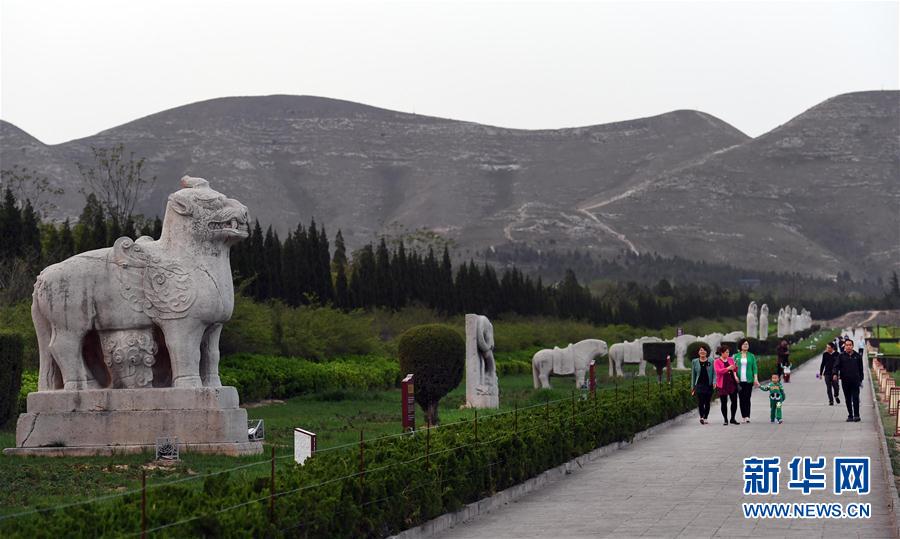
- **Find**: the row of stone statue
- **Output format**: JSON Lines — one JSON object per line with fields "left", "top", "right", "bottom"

{"left": 463, "top": 312, "right": 774, "bottom": 409}
{"left": 746, "top": 302, "right": 812, "bottom": 340}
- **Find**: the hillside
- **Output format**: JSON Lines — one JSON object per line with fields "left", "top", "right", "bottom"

{"left": 1, "top": 91, "right": 896, "bottom": 278}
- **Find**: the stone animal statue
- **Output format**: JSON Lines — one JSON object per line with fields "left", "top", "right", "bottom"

{"left": 608, "top": 336, "right": 661, "bottom": 377}
{"left": 700, "top": 332, "right": 724, "bottom": 356}
{"left": 723, "top": 331, "right": 745, "bottom": 343}
{"left": 758, "top": 304, "right": 769, "bottom": 340}
{"left": 32, "top": 176, "right": 250, "bottom": 391}
{"left": 746, "top": 302, "right": 758, "bottom": 340}
{"left": 532, "top": 339, "right": 608, "bottom": 389}
{"left": 671, "top": 334, "right": 698, "bottom": 370}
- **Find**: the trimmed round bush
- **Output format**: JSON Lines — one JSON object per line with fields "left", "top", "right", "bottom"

{"left": 0, "top": 332, "right": 25, "bottom": 426}
{"left": 398, "top": 324, "right": 465, "bottom": 425}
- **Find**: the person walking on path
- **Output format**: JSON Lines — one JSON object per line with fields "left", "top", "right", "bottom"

{"left": 691, "top": 344, "right": 715, "bottom": 424}
{"left": 759, "top": 373, "right": 786, "bottom": 424}
{"left": 818, "top": 342, "right": 841, "bottom": 405}
{"left": 733, "top": 338, "right": 759, "bottom": 423}
{"left": 776, "top": 339, "right": 791, "bottom": 382}
{"left": 714, "top": 345, "right": 739, "bottom": 425}
{"left": 834, "top": 338, "right": 864, "bottom": 422}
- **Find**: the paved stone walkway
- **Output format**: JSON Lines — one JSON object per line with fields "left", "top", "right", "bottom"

{"left": 438, "top": 344, "right": 897, "bottom": 538}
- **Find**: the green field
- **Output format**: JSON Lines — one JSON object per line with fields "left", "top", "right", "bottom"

{"left": 880, "top": 342, "right": 900, "bottom": 356}
{"left": 875, "top": 327, "right": 900, "bottom": 339}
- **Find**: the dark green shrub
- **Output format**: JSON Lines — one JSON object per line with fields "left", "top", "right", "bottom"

{"left": 0, "top": 332, "right": 25, "bottom": 426}
{"left": 398, "top": 324, "right": 465, "bottom": 425}
{"left": 219, "top": 354, "right": 399, "bottom": 402}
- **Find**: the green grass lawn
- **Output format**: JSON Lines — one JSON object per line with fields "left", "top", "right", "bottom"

{"left": 880, "top": 342, "right": 900, "bottom": 356}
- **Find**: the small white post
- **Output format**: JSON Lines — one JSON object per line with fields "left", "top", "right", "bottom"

{"left": 293, "top": 428, "right": 316, "bottom": 465}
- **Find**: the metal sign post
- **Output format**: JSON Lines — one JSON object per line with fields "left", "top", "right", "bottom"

{"left": 589, "top": 360, "right": 596, "bottom": 398}
{"left": 402, "top": 374, "right": 415, "bottom": 432}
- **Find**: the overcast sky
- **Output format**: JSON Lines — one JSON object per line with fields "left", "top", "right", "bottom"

{"left": 1, "top": 0, "right": 897, "bottom": 144}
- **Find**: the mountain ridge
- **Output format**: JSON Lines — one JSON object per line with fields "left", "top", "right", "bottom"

{"left": 1, "top": 91, "right": 896, "bottom": 279}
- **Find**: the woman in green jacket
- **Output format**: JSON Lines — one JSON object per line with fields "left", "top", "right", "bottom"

{"left": 691, "top": 343, "right": 715, "bottom": 424}
{"left": 734, "top": 338, "right": 760, "bottom": 423}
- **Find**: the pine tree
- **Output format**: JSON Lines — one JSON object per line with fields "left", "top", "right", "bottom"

{"left": 332, "top": 230, "right": 348, "bottom": 273}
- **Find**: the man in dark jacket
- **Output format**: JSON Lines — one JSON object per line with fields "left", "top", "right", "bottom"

{"left": 819, "top": 343, "right": 840, "bottom": 405}
{"left": 833, "top": 338, "right": 864, "bottom": 421}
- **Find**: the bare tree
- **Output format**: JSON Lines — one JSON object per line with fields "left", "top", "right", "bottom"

{"left": 0, "top": 165, "right": 64, "bottom": 219}
{"left": 76, "top": 144, "right": 157, "bottom": 225}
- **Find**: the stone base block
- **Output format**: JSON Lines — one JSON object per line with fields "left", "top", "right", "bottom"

{"left": 3, "top": 442, "right": 262, "bottom": 457}
{"left": 7, "top": 387, "right": 261, "bottom": 456}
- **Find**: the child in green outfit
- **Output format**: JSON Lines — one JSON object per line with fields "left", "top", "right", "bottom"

{"left": 760, "top": 374, "right": 786, "bottom": 424}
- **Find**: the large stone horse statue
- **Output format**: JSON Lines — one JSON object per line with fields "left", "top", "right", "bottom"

{"left": 532, "top": 339, "right": 608, "bottom": 389}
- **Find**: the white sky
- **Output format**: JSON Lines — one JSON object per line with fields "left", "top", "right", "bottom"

{"left": 0, "top": 0, "right": 897, "bottom": 144}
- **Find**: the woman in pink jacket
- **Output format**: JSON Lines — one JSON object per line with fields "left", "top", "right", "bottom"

{"left": 714, "top": 345, "right": 740, "bottom": 425}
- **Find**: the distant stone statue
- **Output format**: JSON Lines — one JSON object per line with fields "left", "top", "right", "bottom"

{"left": 671, "top": 334, "right": 698, "bottom": 370}
{"left": 777, "top": 307, "right": 788, "bottom": 337}
{"left": 608, "top": 336, "right": 660, "bottom": 377}
{"left": 746, "top": 302, "right": 758, "bottom": 340}
{"left": 758, "top": 304, "right": 769, "bottom": 340}
{"left": 532, "top": 339, "right": 608, "bottom": 389}
{"left": 790, "top": 307, "right": 799, "bottom": 333}
{"left": 9, "top": 176, "right": 261, "bottom": 456}
{"left": 465, "top": 314, "right": 499, "bottom": 408}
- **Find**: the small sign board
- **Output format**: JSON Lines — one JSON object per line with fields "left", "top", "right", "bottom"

{"left": 676, "top": 327, "right": 684, "bottom": 337}
{"left": 294, "top": 428, "right": 317, "bottom": 465}
{"left": 402, "top": 374, "right": 415, "bottom": 432}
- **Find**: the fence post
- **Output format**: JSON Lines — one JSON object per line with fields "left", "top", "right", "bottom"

{"left": 425, "top": 423, "right": 431, "bottom": 470}
{"left": 514, "top": 400, "right": 519, "bottom": 434}
{"left": 269, "top": 446, "right": 276, "bottom": 524}
{"left": 141, "top": 469, "right": 147, "bottom": 539}
{"left": 571, "top": 390, "right": 576, "bottom": 454}
{"left": 545, "top": 398, "right": 550, "bottom": 426}
{"left": 359, "top": 430, "right": 365, "bottom": 483}
{"left": 474, "top": 409, "right": 478, "bottom": 443}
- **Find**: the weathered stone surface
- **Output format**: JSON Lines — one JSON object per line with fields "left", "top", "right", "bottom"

{"left": 758, "top": 303, "right": 769, "bottom": 340}
{"left": 31, "top": 175, "right": 249, "bottom": 391}
{"left": 4, "top": 442, "right": 261, "bottom": 457}
{"left": 464, "top": 314, "right": 499, "bottom": 409}
{"left": 746, "top": 301, "right": 758, "bottom": 341}
{"left": 671, "top": 334, "right": 697, "bottom": 370}
{"left": 14, "top": 406, "right": 251, "bottom": 448}
{"left": 25, "top": 386, "right": 240, "bottom": 413}
{"left": 532, "top": 339, "right": 608, "bottom": 388}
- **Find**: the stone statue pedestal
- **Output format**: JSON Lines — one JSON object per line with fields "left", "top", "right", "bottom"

{"left": 4, "top": 387, "right": 262, "bottom": 457}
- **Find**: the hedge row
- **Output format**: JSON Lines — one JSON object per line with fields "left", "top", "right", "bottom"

{"left": 219, "top": 354, "right": 401, "bottom": 402}
{"left": 0, "top": 332, "right": 24, "bottom": 426}
{"left": 0, "top": 380, "right": 694, "bottom": 537}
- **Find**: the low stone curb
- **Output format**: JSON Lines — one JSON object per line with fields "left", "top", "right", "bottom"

{"left": 867, "top": 359, "right": 900, "bottom": 539}
{"left": 390, "top": 405, "right": 697, "bottom": 539}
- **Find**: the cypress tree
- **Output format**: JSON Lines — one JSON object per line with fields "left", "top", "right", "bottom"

{"left": 0, "top": 188, "right": 22, "bottom": 260}
{"left": 20, "top": 199, "right": 41, "bottom": 259}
